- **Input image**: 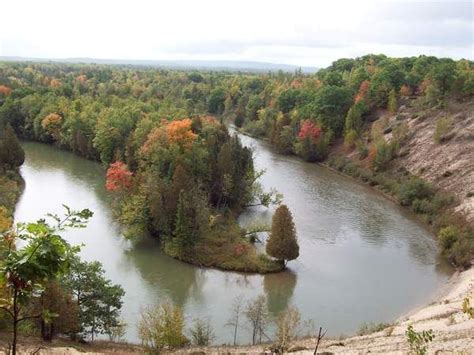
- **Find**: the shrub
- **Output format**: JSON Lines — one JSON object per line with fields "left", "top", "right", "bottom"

{"left": 405, "top": 325, "right": 434, "bottom": 355}
{"left": 437, "top": 226, "right": 458, "bottom": 251}
{"left": 275, "top": 306, "right": 301, "bottom": 352}
{"left": 372, "top": 140, "right": 397, "bottom": 171}
{"left": 398, "top": 178, "right": 434, "bottom": 206}
{"left": 138, "top": 303, "right": 189, "bottom": 352}
{"left": 433, "top": 117, "right": 453, "bottom": 144}
{"left": 356, "top": 141, "right": 368, "bottom": 159}
{"left": 344, "top": 129, "right": 359, "bottom": 150}
{"left": 190, "top": 318, "right": 215, "bottom": 346}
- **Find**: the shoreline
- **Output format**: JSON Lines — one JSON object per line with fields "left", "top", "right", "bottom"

{"left": 5, "top": 267, "right": 472, "bottom": 354}
{"left": 176, "top": 267, "right": 474, "bottom": 354}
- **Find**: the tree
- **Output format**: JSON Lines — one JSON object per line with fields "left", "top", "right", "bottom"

{"left": 266, "top": 205, "right": 299, "bottom": 266}
{"left": 226, "top": 295, "right": 244, "bottom": 346}
{"left": 0, "top": 206, "right": 92, "bottom": 355}
{"left": 30, "top": 281, "right": 80, "bottom": 341}
{"left": 138, "top": 303, "right": 188, "bottom": 352}
{"left": 208, "top": 88, "right": 226, "bottom": 114}
{"left": 105, "top": 161, "right": 133, "bottom": 192}
{"left": 0, "top": 124, "right": 25, "bottom": 172}
{"left": 244, "top": 295, "right": 269, "bottom": 345}
{"left": 62, "top": 257, "right": 125, "bottom": 341}
{"left": 387, "top": 89, "right": 398, "bottom": 113}
{"left": 0, "top": 85, "right": 12, "bottom": 97}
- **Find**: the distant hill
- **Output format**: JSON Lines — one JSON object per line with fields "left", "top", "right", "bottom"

{"left": 0, "top": 56, "right": 318, "bottom": 73}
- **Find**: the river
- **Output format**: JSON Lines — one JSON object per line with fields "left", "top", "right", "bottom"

{"left": 14, "top": 137, "right": 450, "bottom": 345}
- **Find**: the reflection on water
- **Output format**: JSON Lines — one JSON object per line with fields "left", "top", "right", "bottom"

{"left": 14, "top": 140, "right": 451, "bottom": 345}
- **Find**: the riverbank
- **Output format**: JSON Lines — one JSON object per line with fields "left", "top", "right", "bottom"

{"left": 4, "top": 267, "right": 471, "bottom": 354}
{"left": 172, "top": 267, "right": 474, "bottom": 354}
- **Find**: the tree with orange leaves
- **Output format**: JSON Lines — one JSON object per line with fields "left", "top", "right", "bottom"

{"left": 0, "top": 85, "right": 12, "bottom": 97}
{"left": 106, "top": 161, "right": 133, "bottom": 192}
{"left": 165, "top": 118, "right": 197, "bottom": 147}
{"left": 355, "top": 80, "right": 370, "bottom": 103}
{"left": 41, "top": 113, "right": 63, "bottom": 140}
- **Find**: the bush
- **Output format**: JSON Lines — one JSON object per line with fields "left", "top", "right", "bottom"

{"left": 437, "top": 226, "right": 458, "bottom": 251}
{"left": 398, "top": 178, "right": 434, "bottom": 206}
{"left": 138, "top": 303, "right": 189, "bottom": 352}
{"left": 344, "top": 129, "right": 359, "bottom": 149}
{"left": 433, "top": 117, "right": 453, "bottom": 144}
{"left": 405, "top": 325, "right": 434, "bottom": 355}
{"left": 190, "top": 318, "right": 214, "bottom": 346}
{"left": 372, "top": 140, "right": 397, "bottom": 171}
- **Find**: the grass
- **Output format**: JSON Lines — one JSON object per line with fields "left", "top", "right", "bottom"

{"left": 357, "top": 322, "right": 392, "bottom": 336}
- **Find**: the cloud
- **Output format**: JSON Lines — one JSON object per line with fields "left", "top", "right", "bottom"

{"left": 0, "top": 0, "right": 472, "bottom": 67}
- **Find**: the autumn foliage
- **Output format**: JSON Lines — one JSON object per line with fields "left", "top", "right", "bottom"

{"left": 355, "top": 80, "right": 370, "bottom": 103}
{"left": 0, "top": 85, "right": 12, "bottom": 97}
{"left": 298, "top": 120, "right": 322, "bottom": 141}
{"left": 106, "top": 161, "right": 133, "bottom": 192}
{"left": 41, "top": 113, "right": 63, "bottom": 136}
{"left": 142, "top": 118, "right": 197, "bottom": 154}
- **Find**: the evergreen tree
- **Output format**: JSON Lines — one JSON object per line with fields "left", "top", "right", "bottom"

{"left": 387, "top": 89, "right": 398, "bottom": 113}
{"left": 170, "top": 190, "right": 199, "bottom": 257}
{"left": 266, "top": 204, "right": 299, "bottom": 266}
{"left": 0, "top": 124, "right": 25, "bottom": 171}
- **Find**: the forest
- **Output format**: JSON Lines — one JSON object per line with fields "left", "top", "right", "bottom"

{"left": 0, "top": 54, "right": 473, "bottom": 352}
{"left": 0, "top": 55, "right": 472, "bottom": 270}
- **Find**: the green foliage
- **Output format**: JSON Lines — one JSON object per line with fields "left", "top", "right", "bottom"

{"left": 462, "top": 297, "right": 474, "bottom": 319}
{"left": 138, "top": 303, "right": 189, "bottom": 353}
{"left": 0, "top": 206, "right": 92, "bottom": 353}
{"left": 0, "top": 124, "right": 25, "bottom": 172}
{"left": 373, "top": 140, "right": 397, "bottom": 172}
{"left": 398, "top": 178, "right": 434, "bottom": 207}
{"left": 62, "top": 256, "right": 125, "bottom": 341}
{"left": 266, "top": 204, "right": 299, "bottom": 265}
{"left": 437, "top": 226, "right": 458, "bottom": 251}
{"left": 208, "top": 88, "right": 226, "bottom": 114}
{"left": 405, "top": 325, "right": 434, "bottom": 355}
{"left": 190, "top": 318, "right": 215, "bottom": 346}
{"left": 387, "top": 89, "right": 398, "bottom": 113}
{"left": 433, "top": 117, "right": 453, "bottom": 144}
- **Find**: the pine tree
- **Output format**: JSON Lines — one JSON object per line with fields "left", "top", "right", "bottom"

{"left": 266, "top": 204, "right": 299, "bottom": 266}
{"left": 171, "top": 190, "right": 195, "bottom": 257}
{"left": 0, "top": 124, "right": 25, "bottom": 171}
{"left": 387, "top": 89, "right": 398, "bottom": 113}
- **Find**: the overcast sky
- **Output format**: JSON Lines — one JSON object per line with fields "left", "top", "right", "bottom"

{"left": 1, "top": 0, "right": 472, "bottom": 67}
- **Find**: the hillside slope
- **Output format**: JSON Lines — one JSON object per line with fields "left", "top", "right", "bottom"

{"left": 391, "top": 100, "right": 474, "bottom": 224}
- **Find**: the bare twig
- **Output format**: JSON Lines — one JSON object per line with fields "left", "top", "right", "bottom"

{"left": 314, "top": 326, "right": 327, "bottom": 355}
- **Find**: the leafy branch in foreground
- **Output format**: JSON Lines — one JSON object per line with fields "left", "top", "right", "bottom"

{"left": 0, "top": 205, "right": 92, "bottom": 355}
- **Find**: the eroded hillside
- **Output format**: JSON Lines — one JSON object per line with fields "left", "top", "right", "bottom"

{"left": 382, "top": 99, "right": 474, "bottom": 224}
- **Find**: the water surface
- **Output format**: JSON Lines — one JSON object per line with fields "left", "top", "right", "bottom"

{"left": 14, "top": 139, "right": 450, "bottom": 344}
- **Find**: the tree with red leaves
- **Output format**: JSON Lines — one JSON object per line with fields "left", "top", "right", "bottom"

{"left": 106, "top": 161, "right": 133, "bottom": 192}
{"left": 298, "top": 120, "right": 321, "bottom": 141}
